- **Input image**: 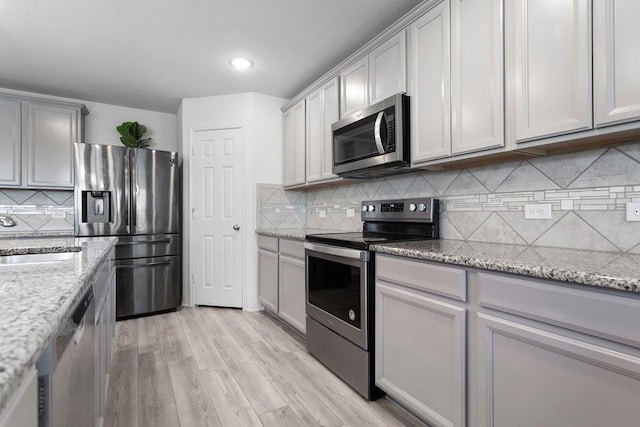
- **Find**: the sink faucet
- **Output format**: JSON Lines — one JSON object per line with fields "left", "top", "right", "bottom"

{"left": 0, "top": 215, "right": 17, "bottom": 227}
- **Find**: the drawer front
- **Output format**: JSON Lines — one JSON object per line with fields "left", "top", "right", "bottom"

{"left": 257, "top": 235, "right": 279, "bottom": 252}
{"left": 476, "top": 272, "right": 640, "bottom": 348}
{"left": 279, "top": 238, "right": 305, "bottom": 259}
{"left": 115, "top": 234, "right": 180, "bottom": 259}
{"left": 376, "top": 254, "right": 467, "bottom": 302}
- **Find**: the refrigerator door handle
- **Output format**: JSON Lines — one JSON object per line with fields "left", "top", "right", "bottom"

{"left": 115, "top": 261, "right": 172, "bottom": 269}
{"left": 117, "top": 238, "right": 172, "bottom": 246}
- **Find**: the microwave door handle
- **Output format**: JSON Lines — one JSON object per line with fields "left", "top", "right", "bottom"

{"left": 374, "top": 111, "right": 386, "bottom": 154}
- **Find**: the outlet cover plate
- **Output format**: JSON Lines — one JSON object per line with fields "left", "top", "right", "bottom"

{"left": 319, "top": 210, "right": 326, "bottom": 218}
{"left": 625, "top": 202, "right": 640, "bottom": 222}
{"left": 524, "top": 203, "right": 552, "bottom": 220}
{"left": 346, "top": 208, "right": 355, "bottom": 218}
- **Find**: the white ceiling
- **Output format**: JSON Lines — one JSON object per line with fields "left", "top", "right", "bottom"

{"left": 0, "top": 0, "right": 423, "bottom": 113}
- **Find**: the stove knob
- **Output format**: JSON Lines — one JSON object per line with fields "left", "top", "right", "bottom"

{"left": 418, "top": 203, "right": 427, "bottom": 212}
{"left": 361, "top": 205, "right": 368, "bottom": 212}
{"left": 409, "top": 203, "right": 417, "bottom": 212}
{"left": 368, "top": 205, "right": 376, "bottom": 212}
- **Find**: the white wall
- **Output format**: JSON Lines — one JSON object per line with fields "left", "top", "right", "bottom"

{"left": 180, "top": 92, "right": 287, "bottom": 310}
{"left": 0, "top": 87, "right": 178, "bottom": 152}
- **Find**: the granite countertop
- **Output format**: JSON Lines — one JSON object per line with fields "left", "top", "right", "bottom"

{"left": 0, "top": 236, "right": 117, "bottom": 415}
{"left": 372, "top": 239, "right": 640, "bottom": 293}
{"left": 0, "top": 230, "right": 75, "bottom": 240}
{"left": 256, "top": 228, "right": 329, "bottom": 241}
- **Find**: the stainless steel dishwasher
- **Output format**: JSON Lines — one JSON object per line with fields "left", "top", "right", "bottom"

{"left": 37, "top": 287, "right": 96, "bottom": 427}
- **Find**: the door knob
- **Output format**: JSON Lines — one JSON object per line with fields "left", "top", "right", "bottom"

{"left": 233, "top": 224, "right": 240, "bottom": 231}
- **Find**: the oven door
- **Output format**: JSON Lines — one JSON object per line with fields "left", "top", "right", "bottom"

{"left": 305, "top": 242, "right": 369, "bottom": 350}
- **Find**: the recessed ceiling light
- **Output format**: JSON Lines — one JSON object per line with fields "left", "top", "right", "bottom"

{"left": 230, "top": 57, "right": 253, "bottom": 71}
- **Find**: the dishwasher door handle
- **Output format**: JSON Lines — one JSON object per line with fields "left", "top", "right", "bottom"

{"left": 115, "top": 261, "right": 172, "bottom": 269}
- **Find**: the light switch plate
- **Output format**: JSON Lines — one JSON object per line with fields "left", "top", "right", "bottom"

{"left": 625, "top": 202, "right": 640, "bottom": 222}
{"left": 524, "top": 203, "right": 552, "bottom": 220}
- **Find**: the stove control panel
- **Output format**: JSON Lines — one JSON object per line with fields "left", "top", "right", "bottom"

{"left": 361, "top": 198, "right": 438, "bottom": 222}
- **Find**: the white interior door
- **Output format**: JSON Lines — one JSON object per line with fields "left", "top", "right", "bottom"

{"left": 192, "top": 127, "right": 243, "bottom": 308}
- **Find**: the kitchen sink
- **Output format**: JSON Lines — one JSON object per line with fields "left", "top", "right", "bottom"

{"left": 0, "top": 251, "right": 76, "bottom": 266}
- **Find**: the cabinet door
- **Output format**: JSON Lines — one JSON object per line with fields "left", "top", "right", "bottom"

{"left": 475, "top": 312, "right": 640, "bottom": 427}
{"left": 0, "top": 96, "right": 22, "bottom": 187}
{"left": 376, "top": 280, "right": 466, "bottom": 427}
{"left": 321, "top": 78, "right": 339, "bottom": 181}
{"left": 278, "top": 254, "right": 306, "bottom": 334}
{"left": 0, "top": 368, "right": 37, "bottom": 427}
{"left": 305, "top": 90, "right": 323, "bottom": 183}
{"left": 594, "top": 0, "right": 640, "bottom": 127}
{"left": 282, "top": 99, "right": 306, "bottom": 187}
{"left": 369, "top": 30, "right": 407, "bottom": 106}
{"left": 510, "top": 0, "right": 592, "bottom": 142}
{"left": 258, "top": 248, "right": 279, "bottom": 313}
{"left": 24, "top": 101, "right": 81, "bottom": 188}
{"left": 340, "top": 57, "right": 369, "bottom": 118}
{"left": 451, "top": 0, "right": 504, "bottom": 155}
{"left": 409, "top": 1, "right": 452, "bottom": 163}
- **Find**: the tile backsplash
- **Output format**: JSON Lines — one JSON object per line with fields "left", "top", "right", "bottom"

{"left": 258, "top": 141, "right": 640, "bottom": 254}
{"left": 0, "top": 189, "right": 74, "bottom": 235}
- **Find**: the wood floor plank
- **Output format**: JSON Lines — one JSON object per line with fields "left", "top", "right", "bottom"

{"left": 158, "top": 311, "right": 193, "bottom": 362}
{"left": 200, "top": 365, "right": 263, "bottom": 427}
{"left": 176, "top": 307, "right": 226, "bottom": 370}
{"left": 241, "top": 311, "right": 304, "bottom": 354}
{"left": 138, "top": 350, "right": 180, "bottom": 427}
{"left": 103, "top": 349, "right": 138, "bottom": 427}
{"left": 167, "top": 357, "right": 221, "bottom": 427}
{"left": 137, "top": 315, "right": 163, "bottom": 354}
{"left": 247, "top": 341, "right": 343, "bottom": 427}
{"left": 281, "top": 350, "right": 388, "bottom": 426}
{"left": 113, "top": 319, "right": 138, "bottom": 352}
{"left": 258, "top": 406, "right": 304, "bottom": 427}
{"left": 210, "top": 333, "right": 287, "bottom": 416}
{"left": 106, "top": 308, "right": 417, "bottom": 427}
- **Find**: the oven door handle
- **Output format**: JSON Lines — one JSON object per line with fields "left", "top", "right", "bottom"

{"left": 304, "top": 242, "right": 369, "bottom": 261}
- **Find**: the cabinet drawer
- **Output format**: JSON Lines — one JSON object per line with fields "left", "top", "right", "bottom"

{"left": 376, "top": 255, "right": 467, "bottom": 302}
{"left": 257, "top": 235, "right": 279, "bottom": 252}
{"left": 476, "top": 272, "right": 640, "bottom": 348}
{"left": 279, "top": 238, "right": 305, "bottom": 259}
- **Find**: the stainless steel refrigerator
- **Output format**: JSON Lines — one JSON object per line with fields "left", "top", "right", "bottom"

{"left": 74, "top": 142, "right": 181, "bottom": 319}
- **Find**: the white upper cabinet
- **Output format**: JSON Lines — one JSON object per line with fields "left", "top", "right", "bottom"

{"left": 24, "top": 100, "right": 82, "bottom": 188}
{"left": 340, "top": 57, "right": 369, "bottom": 118}
{"left": 593, "top": 0, "right": 640, "bottom": 127}
{"left": 509, "top": 0, "right": 592, "bottom": 143}
{"left": 0, "top": 96, "right": 22, "bottom": 187}
{"left": 369, "top": 31, "right": 407, "bottom": 106}
{"left": 451, "top": 0, "right": 504, "bottom": 155}
{"left": 305, "top": 78, "right": 340, "bottom": 183}
{"left": 340, "top": 31, "right": 407, "bottom": 118}
{"left": 283, "top": 99, "right": 306, "bottom": 187}
{"left": 409, "top": 1, "right": 451, "bottom": 163}
{"left": 0, "top": 95, "right": 85, "bottom": 189}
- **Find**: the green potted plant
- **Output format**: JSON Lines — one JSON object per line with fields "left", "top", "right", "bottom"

{"left": 116, "top": 121, "right": 152, "bottom": 148}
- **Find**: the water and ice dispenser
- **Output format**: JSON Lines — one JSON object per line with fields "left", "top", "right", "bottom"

{"left": 81, "top": 191, "right": 111, "bottom": 223}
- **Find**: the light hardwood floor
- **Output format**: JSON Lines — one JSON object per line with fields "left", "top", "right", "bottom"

{"left": 104, "top": 307, "right": 425, "bottom": 427}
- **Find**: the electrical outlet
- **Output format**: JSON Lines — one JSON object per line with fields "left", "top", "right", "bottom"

{"left": 346, "top": 208, "right": 355, "bottom": 218}
{"left": 319, "top": 210, "right": 326, "bottom": 218}
{"left": 626, "top": 202, "right": 640, "bottom": 222}
{"left": 524, "top": 203, "right": 552, "bottom": 220}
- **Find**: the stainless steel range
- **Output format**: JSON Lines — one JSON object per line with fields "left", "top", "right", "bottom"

{"left": 304, "top": 197, "right": 439, "bottom": 400}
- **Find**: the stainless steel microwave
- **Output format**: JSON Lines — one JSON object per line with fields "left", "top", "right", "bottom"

{"left": 332, "top": 93, "right": 409, "bottom": 178}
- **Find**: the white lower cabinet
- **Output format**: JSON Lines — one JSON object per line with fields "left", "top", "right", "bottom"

{"left": 95, "top": 248, "right": 116, "bottom": 426}
{"left": 257, "top": 236, "right": 306, "bottom": 335}
{"left": 375, "top": 255, "right": 466, "bottom": 427}
{"left": 0, "top": 368, "right": 37, "bottom": 427}
{"left": 376, "top": 254, "right": 640, "bottom": 426}
{"left": 257, "top": 236, "right": 279, "bottom": 313}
